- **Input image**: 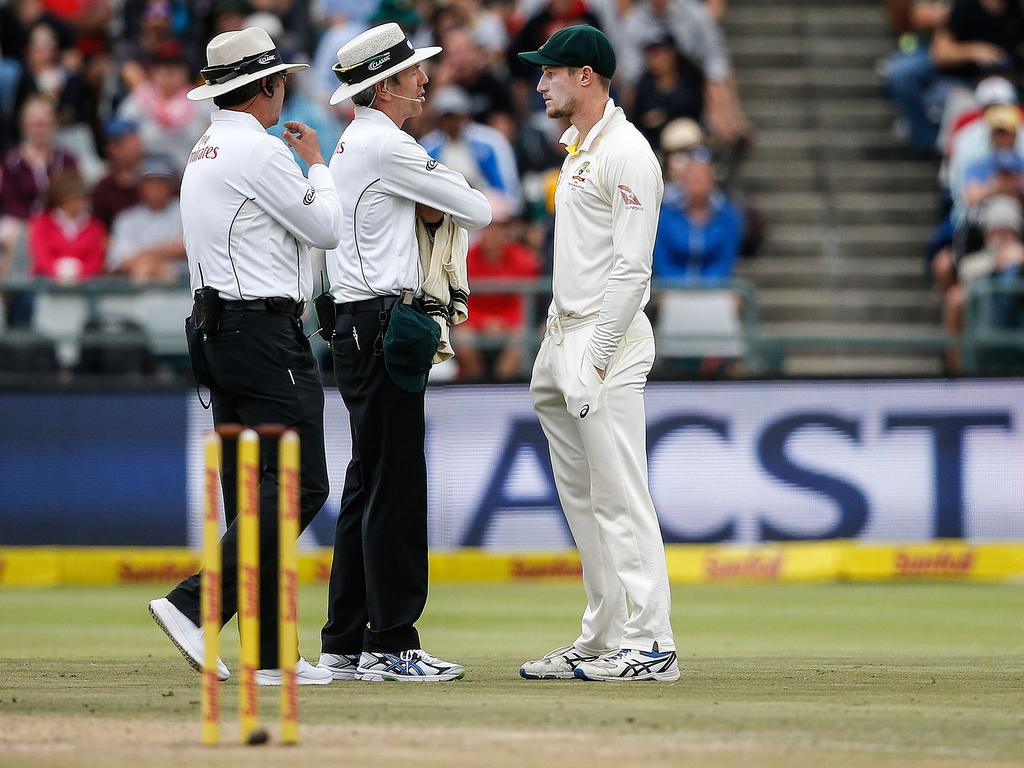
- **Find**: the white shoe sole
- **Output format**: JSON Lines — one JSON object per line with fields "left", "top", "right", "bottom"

{"left": 519, "top": 667, "right": 577, "bottom": 680}
{"left": 574, "top": 667, "right": 681, "bottom": 682}
{"left": 317, "top": 664, "right": 359, "bottom": 681}
{"left": 148, "top": 599, "right": 229, "bottom": 681}
{"left": 256, "top": 672, "right": 333, "bottom": 686}
{"left": 357, "top": 668, "right": 465, "bottom": 682}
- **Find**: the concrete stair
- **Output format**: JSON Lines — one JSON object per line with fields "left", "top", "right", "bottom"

{"left": 726, "top": 0, "right": 944, "bottom": 375}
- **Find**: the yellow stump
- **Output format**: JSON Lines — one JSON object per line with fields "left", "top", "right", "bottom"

{"left": 237, "top": 429, "right": 261, "bottom": 744}
{"left": 201, "top": 432, "right": 222, "bottom": 747}
{"left": 278, "top": 430, "right": 300, "bottom": 745}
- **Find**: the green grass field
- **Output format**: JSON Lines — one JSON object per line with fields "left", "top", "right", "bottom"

{"left": 1, "top": 582, "right": 1022, "bottom": 767}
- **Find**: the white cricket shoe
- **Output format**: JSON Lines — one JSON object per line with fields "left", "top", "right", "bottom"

{"left": 519, "top": 645, "right": 605, "bottom": 680}
{"left": 256, "top": 657, "right": 333, "bottom": 686}
{"left": 356, "top": 649, "right": 464, "bottom": 682}
{"left": 574, "top": 647, "right": 680, "bottom": 682}
{"left": 316, "top": 652, "right": 361, "bottom": 681}
{"left": 148, "top": 598, "right": 229, "bottom": 681}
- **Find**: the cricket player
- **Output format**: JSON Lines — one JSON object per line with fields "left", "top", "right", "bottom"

{"left": 517, "top": 25, "right": 679, "bottom": 682}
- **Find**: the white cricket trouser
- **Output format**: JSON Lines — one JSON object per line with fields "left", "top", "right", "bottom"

{"left": 530, "top": 311, "right": 675, "bottom": 653}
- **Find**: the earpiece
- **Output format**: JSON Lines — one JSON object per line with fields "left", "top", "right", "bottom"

{"left": 263, "top": 76, "right": 275, "bottom": 98}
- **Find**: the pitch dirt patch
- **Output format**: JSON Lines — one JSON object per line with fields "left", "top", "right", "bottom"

{"left": 0, "top": 714, "right": 1016, "bottom": 768}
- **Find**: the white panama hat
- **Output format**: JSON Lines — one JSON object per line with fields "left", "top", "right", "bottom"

{"left": 186, "top": 26, "right": 309, "bottom": 102}
{"left": 330, "top": 23, "right": 441, "bottom": 106}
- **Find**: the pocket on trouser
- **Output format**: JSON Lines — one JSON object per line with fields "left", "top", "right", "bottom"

{"left": 560, "top": 328, "right": 605, "bottom": 422}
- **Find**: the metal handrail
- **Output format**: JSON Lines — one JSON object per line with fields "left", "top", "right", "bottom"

{"left": 962, "top": 278, "right": 1024, "bottom": 372}
{"left": 4, "top": 276, "right": 1023, "bottom": 377}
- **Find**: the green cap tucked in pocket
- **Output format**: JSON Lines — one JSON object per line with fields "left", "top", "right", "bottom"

{"left": 384, "top": 298, "right": 441, "bottom": 393}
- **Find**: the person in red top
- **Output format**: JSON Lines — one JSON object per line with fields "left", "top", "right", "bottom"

{"left": 457, "top": 209, "right": 540, "bottom": 380}
{"left": 29, "top": 170, "right": 106, "bottom": 281}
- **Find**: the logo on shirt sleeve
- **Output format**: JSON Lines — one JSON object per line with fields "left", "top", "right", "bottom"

{"left": 616, "top": 184, "right": 643, "bottom": 210}
{"left": 303, "top": 188, "right": 316, "bottom": 205}
{"left": 426, "top": 159, "right": 438, "bottom": 171}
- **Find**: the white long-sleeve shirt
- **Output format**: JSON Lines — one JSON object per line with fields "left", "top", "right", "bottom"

{"left": 180, "top": 109, "right": 342, "bottom": 301}
{"left": 552, "top": 98, "right": 664, "bottom": 370}
{"left": 327, "top": 106, "right": 492, "bottom": 302}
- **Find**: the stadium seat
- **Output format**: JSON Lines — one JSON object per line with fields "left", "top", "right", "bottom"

{"left": 655, "top": 289, "right": 745, "bottom": 360}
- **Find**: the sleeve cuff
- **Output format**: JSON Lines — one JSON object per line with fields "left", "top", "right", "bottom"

{"left": 587, "top": 347, "right": 610, "bottom": 371}
{"left": 307, "top": 163, "right": 334, "bottom": 188}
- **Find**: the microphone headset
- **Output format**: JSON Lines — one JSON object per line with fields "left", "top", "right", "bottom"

{"left": 380, "top": 83, "right": 425, "bottom": 103}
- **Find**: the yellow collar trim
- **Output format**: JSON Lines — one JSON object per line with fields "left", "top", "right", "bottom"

{"left": 565, "top": 143, "right": 580, "bottom": 156}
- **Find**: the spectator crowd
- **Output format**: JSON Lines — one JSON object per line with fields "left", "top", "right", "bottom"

{"left": 0, "top": 0, "right": 754, "bottom": 381}
{"left": 882, "top": 0, "right": 1024, "bottom": 370}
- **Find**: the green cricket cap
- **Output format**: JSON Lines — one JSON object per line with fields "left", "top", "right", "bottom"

{"left": 517, "top": 25, "right": 616, "bottom": 79}
{"left": 383, "top": 298, "right": 441, "bottom": 394}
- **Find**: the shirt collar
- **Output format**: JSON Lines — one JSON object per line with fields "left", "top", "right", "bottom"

{"left": 354, "top": 105, "right": 402, "bottom": 131}
{"left": 212, "top": 109, "right": 267, "bottom": 132}
{"left": 560, "top": 98, "right": 621, "bottom": 156}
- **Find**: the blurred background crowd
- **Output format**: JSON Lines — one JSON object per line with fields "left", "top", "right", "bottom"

{"left": 881, "top": 0, "right": 1024, "bottom": 370}
{"left": 0, "top": 0, "right": 761, "bottom": 383}
{"left": 1, "top": 0, "right": 1023, "bottom": 383}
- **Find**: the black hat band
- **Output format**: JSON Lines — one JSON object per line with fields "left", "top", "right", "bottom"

{"left": 333, "top": 38, "right": 416, "bottom": 86}
{"left": 200, "top": 48, "right": 283, "bottom": 86}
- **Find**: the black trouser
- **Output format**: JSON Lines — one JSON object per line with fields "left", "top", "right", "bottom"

{"left": 321, "top": 303, "right": 428, "bottom": 654}
{"left": 168, "top": 308, "right": 330, "bottom": 669}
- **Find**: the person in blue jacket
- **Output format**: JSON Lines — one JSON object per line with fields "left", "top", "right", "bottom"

{"left": 653, "top": 145, "right": 743, "bottom": 282}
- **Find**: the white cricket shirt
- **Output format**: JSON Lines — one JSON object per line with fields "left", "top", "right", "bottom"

{"left": 180, "top": 109, "right": 342, "bottom": 301}
{"left": 327, "top": 106, "right": 492, "bottom": 302}
{"left": 552, "top": 98, "right": 664, "bottom": 370}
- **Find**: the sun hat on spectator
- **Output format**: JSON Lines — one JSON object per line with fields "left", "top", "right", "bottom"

{"left": 105, "top": 117, "right": 139, "bottom": 140}
{"left": 661, "top": 118, "right": 705, "bottom": 154}
{"left": 140, "top": 155, "right": 177, "bottom": 180}
{"left": 643, "top": 33, "right": 676, "bottom": 53}
{"left": 150, "top": 40, "right": 185, "bottom": 66}
{"left": 985, "top": 104, "right": 1020, "bottom": 132}
{"left": 432, "top": 86, "right": 473, "bottom": 116}
{"left": 144, "top": 0, "right": 173, "bottom": 22}
{"left": 245, "top": 12, "right": 284, "bottom": 41}
{"left": 186, "top": 26, "right": 308, "bottom": 102}
{"left": 518, "top": 25, "right": 616, "bottom": 79}
{"left": 330, "top": 23, "right": 442, "bottom": 106}
{"left": 975, "top": 77, "right": 1018, "bottom": 108}
{"left": 980, "top": 195, "right": 1023, "bottom": 233}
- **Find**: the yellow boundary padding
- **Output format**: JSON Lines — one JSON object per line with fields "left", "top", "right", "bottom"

{"left": 1, "top": 542, "right": 1022, "bottom": 587}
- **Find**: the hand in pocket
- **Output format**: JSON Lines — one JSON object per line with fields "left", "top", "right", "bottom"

{"left": 565, "top": 353, "right": 604, "bottom": 421}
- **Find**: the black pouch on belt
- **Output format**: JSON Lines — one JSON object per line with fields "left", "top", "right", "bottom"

{"left": 192, "top": 286, "right": 222, "bottom": 334}
{"left": 313, "top": 291, "right": 337, "bottom": 342}
{"left": 185, "top": 287, "right": 222, "bottom": 399}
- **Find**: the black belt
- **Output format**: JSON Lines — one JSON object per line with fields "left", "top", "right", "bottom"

{"left": 222, "top": 297, "right": 305, "bottom": 317}
{"left": 336, "top": 296, "right": 399, "bottom": 315}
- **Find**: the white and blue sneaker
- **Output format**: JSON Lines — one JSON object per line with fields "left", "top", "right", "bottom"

{"left": 317, "top": 652, "right": 361, "bottom": 680}
{"left": 574, "top": 647, "right": 680, "bottom": 682}
{"left": 519, "top": 645, "right": 605, "bottom": 680}
{"left": 356, "top": 649, "right": 464, "bottom": 682}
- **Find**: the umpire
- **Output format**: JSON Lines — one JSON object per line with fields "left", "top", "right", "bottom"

{"left": 315, "top": 23, "right": 491, "bottom": 682}
{"left": 149, "top": 27, "right": 342, "bottom": 685}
